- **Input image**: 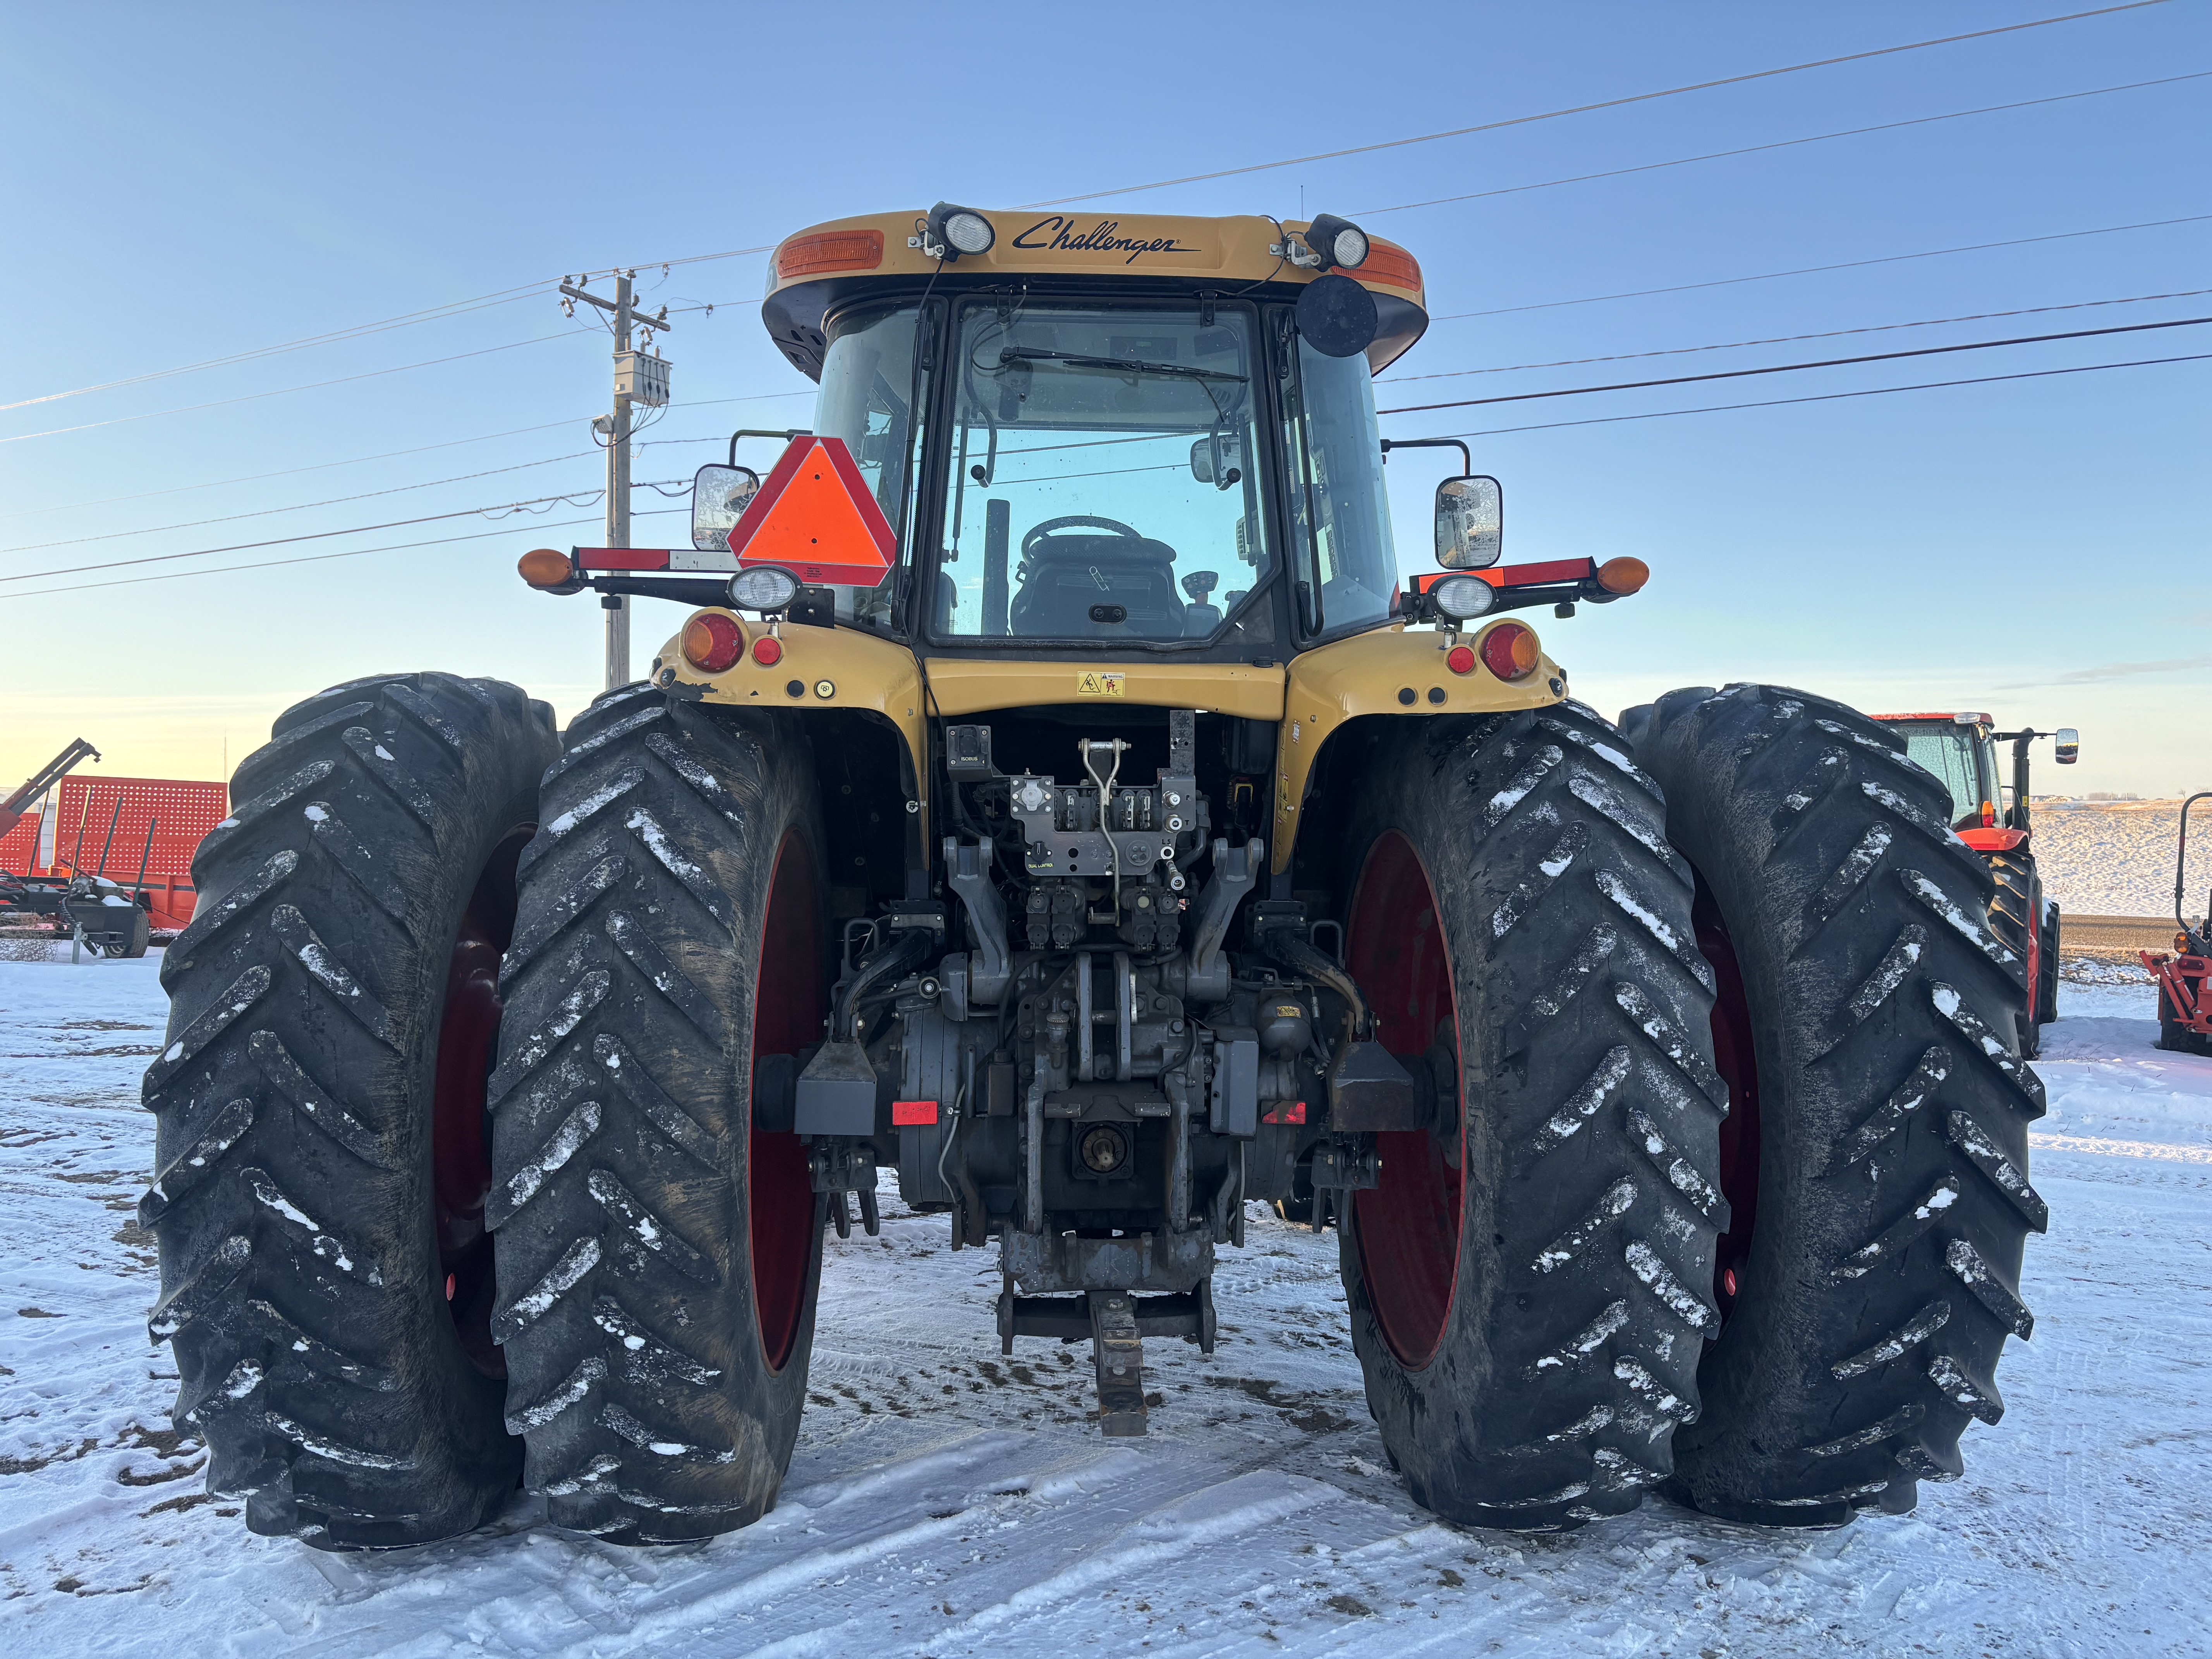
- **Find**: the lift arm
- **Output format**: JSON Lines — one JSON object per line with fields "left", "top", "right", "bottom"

{"left": 0, "top": 739, "right": 99, "bottom": 840}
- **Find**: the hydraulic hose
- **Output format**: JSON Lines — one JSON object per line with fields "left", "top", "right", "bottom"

{"left": 829, "top": 927, "right": 934, "bottom": 1042}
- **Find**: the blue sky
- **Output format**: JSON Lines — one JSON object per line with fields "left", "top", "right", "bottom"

{"left": 2, "top": 1, "right": 2205, "bottom": 795}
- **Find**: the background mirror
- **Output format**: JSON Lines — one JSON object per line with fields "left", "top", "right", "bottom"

{"left": 692, "top": 464, "right": 758, "bottom": 551}
{"left": 1188, "top": 432, "right": 1243, "bottom": 489}
{"left": 1434, "top": 475, "right": 1503, "bottom": 569}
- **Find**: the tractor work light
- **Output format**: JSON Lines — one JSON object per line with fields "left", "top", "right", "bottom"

{"left": 728, "top": 566, "right": 800, "bottom": 612}
{"left": 681, "top": 612, "right": 745, "bottom": 674}
{"left": 517, "top": 547, "right": 574, "bottom": 589}
{"left": 1479, "top": 621, "right": 1540, "bottom": 682}
{"left": 1302, "top": 214, "right": 1370, "bottom": 271}
{"left": 926, "top": 202, "right": 996, "bottom": 259}
{"left": 1430, "top": 573, "right": 1496, "bottom": 622}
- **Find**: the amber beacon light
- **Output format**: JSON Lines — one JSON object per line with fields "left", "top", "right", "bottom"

{"left": 517, "top": 547, "right": 573, "bottom": 589}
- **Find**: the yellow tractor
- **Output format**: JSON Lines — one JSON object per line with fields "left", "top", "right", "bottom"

{"left": 144, "top": 205, "right": 2043, "bottom": 1549}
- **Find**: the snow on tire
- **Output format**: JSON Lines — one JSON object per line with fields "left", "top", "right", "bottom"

{"left": 1333, "top": 703, "right": 1724, "bottom": 1531}
{"left": 1983, "top": 847, "right": 2042, "bottom": 1058}
{"left": 141, "top": 672, "right": 558, "bottom": 1548}
{"left": 488, "top": 686, "right": 829, "bottom": 1544}
{"left": 1621, "top": 683, "right": 2043, "bottom": 1527}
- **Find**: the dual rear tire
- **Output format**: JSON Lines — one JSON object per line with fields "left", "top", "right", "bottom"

{"left": 146, "top": 679, "right": 829, "bottom": 1548}
{"left": 1331, "top": 688, "right": 2039, "bottom": 1531}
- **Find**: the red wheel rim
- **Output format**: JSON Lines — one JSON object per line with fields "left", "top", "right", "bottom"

{"left": 432, "top": 824, "right": 532, "bottom": 1379}
{"left": 1692, "top": 873, "right": 1760, "bottom": 1324}
{"left": 1347, "top": 830, "right": 1463, "bottom": 1369}
{"left": 750, "top": 829, "right": 822, "bottom": 1372}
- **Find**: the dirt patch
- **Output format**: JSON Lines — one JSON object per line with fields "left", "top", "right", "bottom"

{"left": 0, "top": 1436, "right": 97, "bottom": 1475}
{"left": 1201, "top": 1374, "right": 1354, "bottom": 1434}
{"left": 143, "top": 1490, "right": 215, "bottom": 1518}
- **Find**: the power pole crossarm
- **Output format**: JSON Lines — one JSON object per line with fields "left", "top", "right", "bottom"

{"left": 562, "top": 282, "right": 674, "bottom": 330}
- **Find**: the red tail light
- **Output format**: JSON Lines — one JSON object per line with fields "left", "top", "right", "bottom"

{"left": 682, "top": 613, "right": 745, "bottom": 673}
{"left": 752, "top": 634, "right": 783, "bottom": 667}
{"left": 1446, "top": 644, "right": 1477, "bottom": 675}
{"left": 1478, "top": 622, "right": 1540, "bottom": 682}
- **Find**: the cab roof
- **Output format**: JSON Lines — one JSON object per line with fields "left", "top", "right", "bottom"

{"left": 761, "top": 209, "right": 1427, "bottom": 382}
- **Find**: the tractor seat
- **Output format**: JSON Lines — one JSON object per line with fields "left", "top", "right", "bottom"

{"left": 1010, "top": 535, "right": 1185, "bottom": 638}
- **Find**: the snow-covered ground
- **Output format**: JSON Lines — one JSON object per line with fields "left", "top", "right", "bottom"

{"left": 2034, "top": 802, "right": 2205, "bottom": 918}
{"left": 3, "top": 952, "right": 2209, "bottom": 1657}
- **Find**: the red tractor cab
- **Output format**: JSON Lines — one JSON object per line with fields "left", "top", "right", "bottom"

{"left": 2143, "top": 790, "right": 2212, "bottom": 1055}
{"left": 1874, "top": 711, "right": 2076, "bottom": 1057}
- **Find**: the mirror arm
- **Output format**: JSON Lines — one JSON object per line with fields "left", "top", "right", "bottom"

{"left": 1380, "top": 436, "right": 1472, "bottom": 474}
{"left": 726, "top": 428, "right": 810, "bottom": 467}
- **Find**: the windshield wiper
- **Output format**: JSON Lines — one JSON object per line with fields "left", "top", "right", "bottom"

{"left": 998, "top": 346, "right": 1247, "bottom": 384}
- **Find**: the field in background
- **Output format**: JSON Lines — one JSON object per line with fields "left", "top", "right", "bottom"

{"left": 2033, "top": 800, "right": 2202, "bottom": 921}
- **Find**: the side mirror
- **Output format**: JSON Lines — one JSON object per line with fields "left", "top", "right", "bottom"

{"left": 1435, "top": 476, "right": 1503, "bottom": 569}
{"left": 2054, "top": 728, "right": 2079, "bottom": 764}
{"left": 691, "top": 464, "right": 759, "bottom": 551}
{"left": 1189, "top": 433, "right": 1243, "bottom": 489}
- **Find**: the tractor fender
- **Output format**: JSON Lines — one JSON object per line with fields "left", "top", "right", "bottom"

{"left": 1274, "top": 621, "right": 1566, "bottom": 873}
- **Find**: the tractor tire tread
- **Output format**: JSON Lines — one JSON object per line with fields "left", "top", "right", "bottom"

{"left": 142, "top": 672, "right": 555, "bottom": 1549}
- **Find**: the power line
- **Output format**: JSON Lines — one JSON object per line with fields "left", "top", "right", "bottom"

{"left": 3, "top": 9, "right": 2176, "bottom": 441}
{"left": 0, "top": 491, "right": 612, "bottom": 584}
{"left": 1379, "top": 314, "right": 2212, "bottom": 415}
{"left": 1429, "top": 213, "right": 2212, "bottom": 322}
{"left": 0, "top": 391, "right": 812, "bottom": 523}
{"left": 1382, "top": 289, "right": 2212, "bottom": 383}
{"left": 5, "top": 349, "right": 2202, "bottom": 605}
{"left": 0, "top": 417, "right": 593, "bottom": 520}
{"left": 1354, "top": 70, "right": 2209, "bottom": 222}
{"left": 1012, "top": 3, "right": 2172, "bottom": 209}
{"left": 1, "top": 284, "right": 556, "bottom": 414}
{"left": 0, "top": 519, "right": 594, "bottom": 603}
{"left": 0, "top": 328, "right": 598, "bottom": 446}
{"left": 0, "top": 453, "right": 597, "bottom": 554}
{"left": 1430, "top": 350, "right": 2212, "bottom": 441}
{"left": 0, "top": 484, "right": 696, "bottom": 586}
{"left": 0, "top": 507, "right": 690, "bottom": 604}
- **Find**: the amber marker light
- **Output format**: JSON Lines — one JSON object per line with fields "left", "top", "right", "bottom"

{"left": 1594, "top": 556, "right": 1650, "bottom": 596}
{"left": 776, "top": 229, "right": 885, "bottom": 280}
{"left": 1479, "top": 621, "right": 1541, "bottom": 682}
{"left": 682, "top": 612, "right": 745, "bottom": 673}
{"left": 518, "top": 547, "right": 573, "bottom": 589}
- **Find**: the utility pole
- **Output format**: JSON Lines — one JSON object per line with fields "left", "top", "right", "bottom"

{"left": 560, "top": 272, "right": 672, "bottom": 691}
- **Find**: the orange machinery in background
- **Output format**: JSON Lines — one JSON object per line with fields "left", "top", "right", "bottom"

{"left": 0, "top": 774, "right": 229, "bottom": 931}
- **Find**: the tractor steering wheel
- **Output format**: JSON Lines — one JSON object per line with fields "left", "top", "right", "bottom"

{"left": 1020, "top": 515, "right": 1144, "bottom": 558}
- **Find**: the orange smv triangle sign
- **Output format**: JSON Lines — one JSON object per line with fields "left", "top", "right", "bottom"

{"left": 725, "top": 435, "right": 899, "bottom": 588}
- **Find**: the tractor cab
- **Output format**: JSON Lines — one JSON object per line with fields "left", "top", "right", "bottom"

{"left": 693, "top": 206, "right": 1450, "bottom": 654}
{"left": 1879, "top": 712, "right": 2004, "bottom": 831}
{"left": 1875, "top": 711, "right": 2080, "bottom": 835}
{"left": 1875, "top": 708, "right": 2078, "bottom": 1057}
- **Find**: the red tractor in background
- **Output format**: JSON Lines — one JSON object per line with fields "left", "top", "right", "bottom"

{"left": 2143, "top": 790, "right": 2212, "bottom": 1055}
{"left": 1874, "top": 712, "right": 2076, "bottom": 1058}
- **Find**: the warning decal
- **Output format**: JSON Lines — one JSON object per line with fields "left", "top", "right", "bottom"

{"left": 725, "top": 435, "right": 899, "bottom": 588}
{"left": 1075, "top": 672, "right": 1125, "bottom": 698}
